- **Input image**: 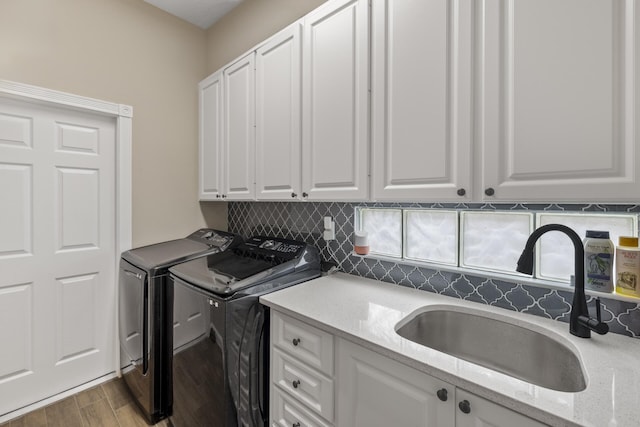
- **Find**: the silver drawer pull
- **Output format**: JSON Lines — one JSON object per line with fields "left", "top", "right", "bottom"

{"left": 292, "top": 380, "right": 301, "bottom": 389}
{"left": 292, "top": 338, "right": 301, "bottom": 346}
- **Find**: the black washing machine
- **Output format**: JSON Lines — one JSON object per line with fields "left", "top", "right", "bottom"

{"left": 167, "top": 236, "right": 321, "bottom": 427}
{"left": 118, "top": 229, "right": 242, "bottom": 424}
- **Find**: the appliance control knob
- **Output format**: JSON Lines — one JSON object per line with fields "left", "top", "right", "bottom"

{"left": 459, "top": 400, "right": 471, "bottom": 414}
{"left": 261, "top": 240, "right": 275, "bottom": 249}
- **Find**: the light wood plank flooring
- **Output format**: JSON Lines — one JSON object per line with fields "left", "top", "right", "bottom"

{"left": 0, "top": 378, "right": 168, "bottom": 427}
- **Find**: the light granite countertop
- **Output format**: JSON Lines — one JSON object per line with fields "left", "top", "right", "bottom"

{"left": 260, "top": 272, "right": 640, "bottom": 427}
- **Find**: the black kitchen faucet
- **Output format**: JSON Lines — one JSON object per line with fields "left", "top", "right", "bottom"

{"left": 516, "top": 224, "right": 609, "bottom": 338}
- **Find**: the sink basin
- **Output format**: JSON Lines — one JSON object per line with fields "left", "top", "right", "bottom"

{"left": 395, "top": 307, "right": 587, "bottom": 392}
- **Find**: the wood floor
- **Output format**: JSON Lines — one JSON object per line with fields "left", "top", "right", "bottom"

{"left": 0, "top": 378, "right": 167, "bottom": 427}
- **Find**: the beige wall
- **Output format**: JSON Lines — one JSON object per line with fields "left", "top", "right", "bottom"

{"left": 0, "top": 0, "right": 227, "bottom": 247}
{"left": 205, "top": 0, "right": 327, "bottom": 74}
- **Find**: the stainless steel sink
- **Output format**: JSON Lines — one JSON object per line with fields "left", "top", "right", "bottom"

{"left": 395, "top": 307, "right": 587, "bottom": 392}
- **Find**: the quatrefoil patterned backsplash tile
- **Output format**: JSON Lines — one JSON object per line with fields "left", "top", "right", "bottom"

{"left": 228, "top": 201, "right": 640, "bottom": 338}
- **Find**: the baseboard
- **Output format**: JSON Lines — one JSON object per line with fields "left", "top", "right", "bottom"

{"left": 0, "top": 372, "right": 119, "bottom": 424}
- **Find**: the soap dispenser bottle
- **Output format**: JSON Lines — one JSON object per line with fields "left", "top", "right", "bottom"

{"left": 615, "top": 236, "right": 640, "bottom": 297}
{"left": 584, "top": 230, "right": 614, "bottom": 293}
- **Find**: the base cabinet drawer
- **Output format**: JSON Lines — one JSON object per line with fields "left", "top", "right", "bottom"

{"left": 272, "top": 388, "right": 332, "bottom": 427}
{"left": 273, "top": 348, "right": 334, "bottom": 421}
{"left": 272, "top": 312, "right": 334, "bottom": 375}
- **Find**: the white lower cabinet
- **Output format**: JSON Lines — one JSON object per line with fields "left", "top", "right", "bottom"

{"left": 270, "top": 311, "right": 548, "bottom": 427}
{"left": 335, "top": 339, "right": 545, "bottom": 427}
{"left": 455, "top": 388, "right": 546, "bottom": 427}
{"left": 335, "top": 338, "right": 547, "bottom": 427}
{"left": 336, "top": 338, "right": 454, "bottom": 426}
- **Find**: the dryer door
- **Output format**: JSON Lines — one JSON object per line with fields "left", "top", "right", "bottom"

{"left": 119, "top": 260, "right": 148, "bottom": 373}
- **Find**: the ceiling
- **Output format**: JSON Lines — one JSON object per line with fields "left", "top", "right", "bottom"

{"left": 144, "top": 0, "right": 245, "bottom": 29}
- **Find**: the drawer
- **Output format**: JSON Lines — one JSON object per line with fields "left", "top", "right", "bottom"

{"left": 272, "top": 348, "right": 334, "bottom": 422}
{"left": 272, "top": 312, "right": 334, "bottom": 375}
{"left": 271, "top": 387, "right": 332, "bottom": 427}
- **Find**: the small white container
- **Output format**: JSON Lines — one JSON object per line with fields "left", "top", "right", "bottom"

{"left": 354, "top": 231, "right": 369, "bottom": 255}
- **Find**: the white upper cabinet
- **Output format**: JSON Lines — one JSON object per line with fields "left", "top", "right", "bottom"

{"left": 371, "top": 0, "right": 473, "bottom": 201}
{"left": 255, "top": 23, "right": 303, "bottom": 201}
{"left": 479, "top": 0, "right": 640, "bottom": 202}
{"left": 199, "top": 53, "right": 256, "bottom": 201}
{"left": 199, "top": 71, "right": 224, "bottom": 200}
{"left": 200, "top": 0, "right": 640, "bottom": 203}
{"left": 224, "top": 52, "right": 256, "bottom": 200}
{"left": 302, "top": 0, "right": 369, "bottom": 201}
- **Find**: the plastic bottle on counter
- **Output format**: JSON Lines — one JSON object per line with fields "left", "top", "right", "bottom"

{"left": 615, "top": 236, "right": 640, "bottom": 297}
{"left": 354, "top": 231, "right": 369, "bottom": 255}
{"left": 583, "top": 230, "right": 614, "bottom": 293}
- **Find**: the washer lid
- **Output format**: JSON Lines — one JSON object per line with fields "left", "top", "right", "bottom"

{"left": 121, "top": 229, "right": 242, "bottom": 273}
{"left": 122, "top": 238, "right": 212, "bottom": 272}
{"left": 169, "top": 236, "right": 319, "bottom": 295}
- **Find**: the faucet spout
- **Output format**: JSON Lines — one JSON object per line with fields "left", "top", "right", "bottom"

{"left": 516, "top": 224, "right": 608, "bottom": 338}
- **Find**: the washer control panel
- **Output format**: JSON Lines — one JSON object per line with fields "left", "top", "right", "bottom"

{"left": 244, "top": 236, "right": 305, "bottom": 259}
{"left": 188, "top": 229, "right": 241, "bottom": 249}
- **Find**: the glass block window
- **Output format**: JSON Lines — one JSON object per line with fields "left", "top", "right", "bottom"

{"left": 536, "top": 213, "right": 638, "bottom": 282}
{"left": 460, "top": 211, "right": 534, "bottom": 274}
{"left": 404, "top": 210, "right": 458, "bottom": 265}
{"left": 355, "top": 206, "right": 638, "bottom": 288}
{"left": 359, "top": 208, "right": 402, "bottom": 257}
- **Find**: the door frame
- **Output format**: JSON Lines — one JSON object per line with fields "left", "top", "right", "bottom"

{"left": 0, "top": 79, "right": 133, "bottom": 377}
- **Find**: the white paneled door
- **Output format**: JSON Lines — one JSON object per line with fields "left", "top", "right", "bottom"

{"left": 0, "top": 97, "right": 116, "bottom": 415}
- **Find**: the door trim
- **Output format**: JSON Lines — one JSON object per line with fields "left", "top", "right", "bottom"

{"left": 0, "top": 79, "right": 133, "bottom": 374}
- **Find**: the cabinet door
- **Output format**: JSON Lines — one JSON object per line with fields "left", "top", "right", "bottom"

{"left": 199, "top": 71, "right": 224, "bottom": 200}
{"left": 455, "top": 389, "right": 546, "bottom": 427}
{"left": 479, "top": 0, "right": 640, "bottom": 202}
{"left": 256, "top": 23, "right": 302, "bottom": 201}
{"left": 371, "top": 0, "right": 472, "bottom": 201}
{"left": 302, "top": 0, "right": 369, "bottom": 201}
{"left": 224, "top": 53, "right": 256, "bottom": 200}
{"left": 336, "top": 338, "right": 454, "bottom": 427}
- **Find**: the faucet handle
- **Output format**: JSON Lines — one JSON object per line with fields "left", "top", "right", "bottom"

{"left": 579, "top": 298, "right": 609, "bottom": 335}
{"left": 595, "top": 298, "right": 602, "bottom": 323}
